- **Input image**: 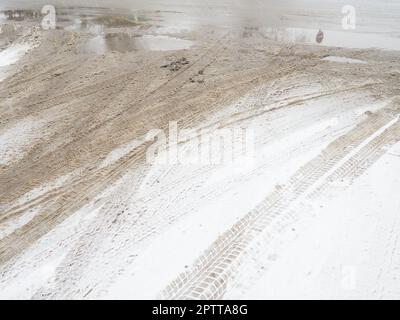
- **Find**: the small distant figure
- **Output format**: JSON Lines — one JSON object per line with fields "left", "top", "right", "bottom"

{"left": 316, "top": 29, "right": 324, "bottom": 44}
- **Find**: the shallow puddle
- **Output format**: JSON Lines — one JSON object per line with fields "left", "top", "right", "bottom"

{"left": 61, "top": 9, "right": 193, "bottom": 53}
{"left": 82, "top": 33, "right": 193, "bottom": 54}
{"left": 2, "top": 5, "right": 399, "bottom": 52}
{"left": 63, "top": 11, "right": 147, "bottom": 31}
{"left": 261, "top": 27, "right": 400, "bottom": 51}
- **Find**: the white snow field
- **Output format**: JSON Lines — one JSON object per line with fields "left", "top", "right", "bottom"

{"left": 243, "top": 141, "right": 400, "bottom": 300}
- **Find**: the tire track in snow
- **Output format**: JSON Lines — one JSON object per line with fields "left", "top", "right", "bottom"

{"left": 160, "top": 111, "right": 399, "bottom": 299}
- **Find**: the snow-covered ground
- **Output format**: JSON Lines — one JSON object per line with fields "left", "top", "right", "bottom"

{"left": 1, "top": 70, "right": 398, "bottom": 299}
{"left": 243, "top": 142, "right": 400, "bottom": 300}
{"left": 0, "top": 43, "right": 30, "bottom": 82}
{"left": 0, "top": 0, "right": 399, "bottom": 300}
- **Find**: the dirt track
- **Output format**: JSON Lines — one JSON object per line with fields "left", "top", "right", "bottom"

{"left": 0, "top": 6, "right": 400, "bottom": 299}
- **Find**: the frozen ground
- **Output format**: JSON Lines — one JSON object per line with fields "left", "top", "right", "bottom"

{"left": 0, "top": 1, "right": 399, "bottom": 300}
{"left": 243, "top": 141, "right": 400, "bottom": 299}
